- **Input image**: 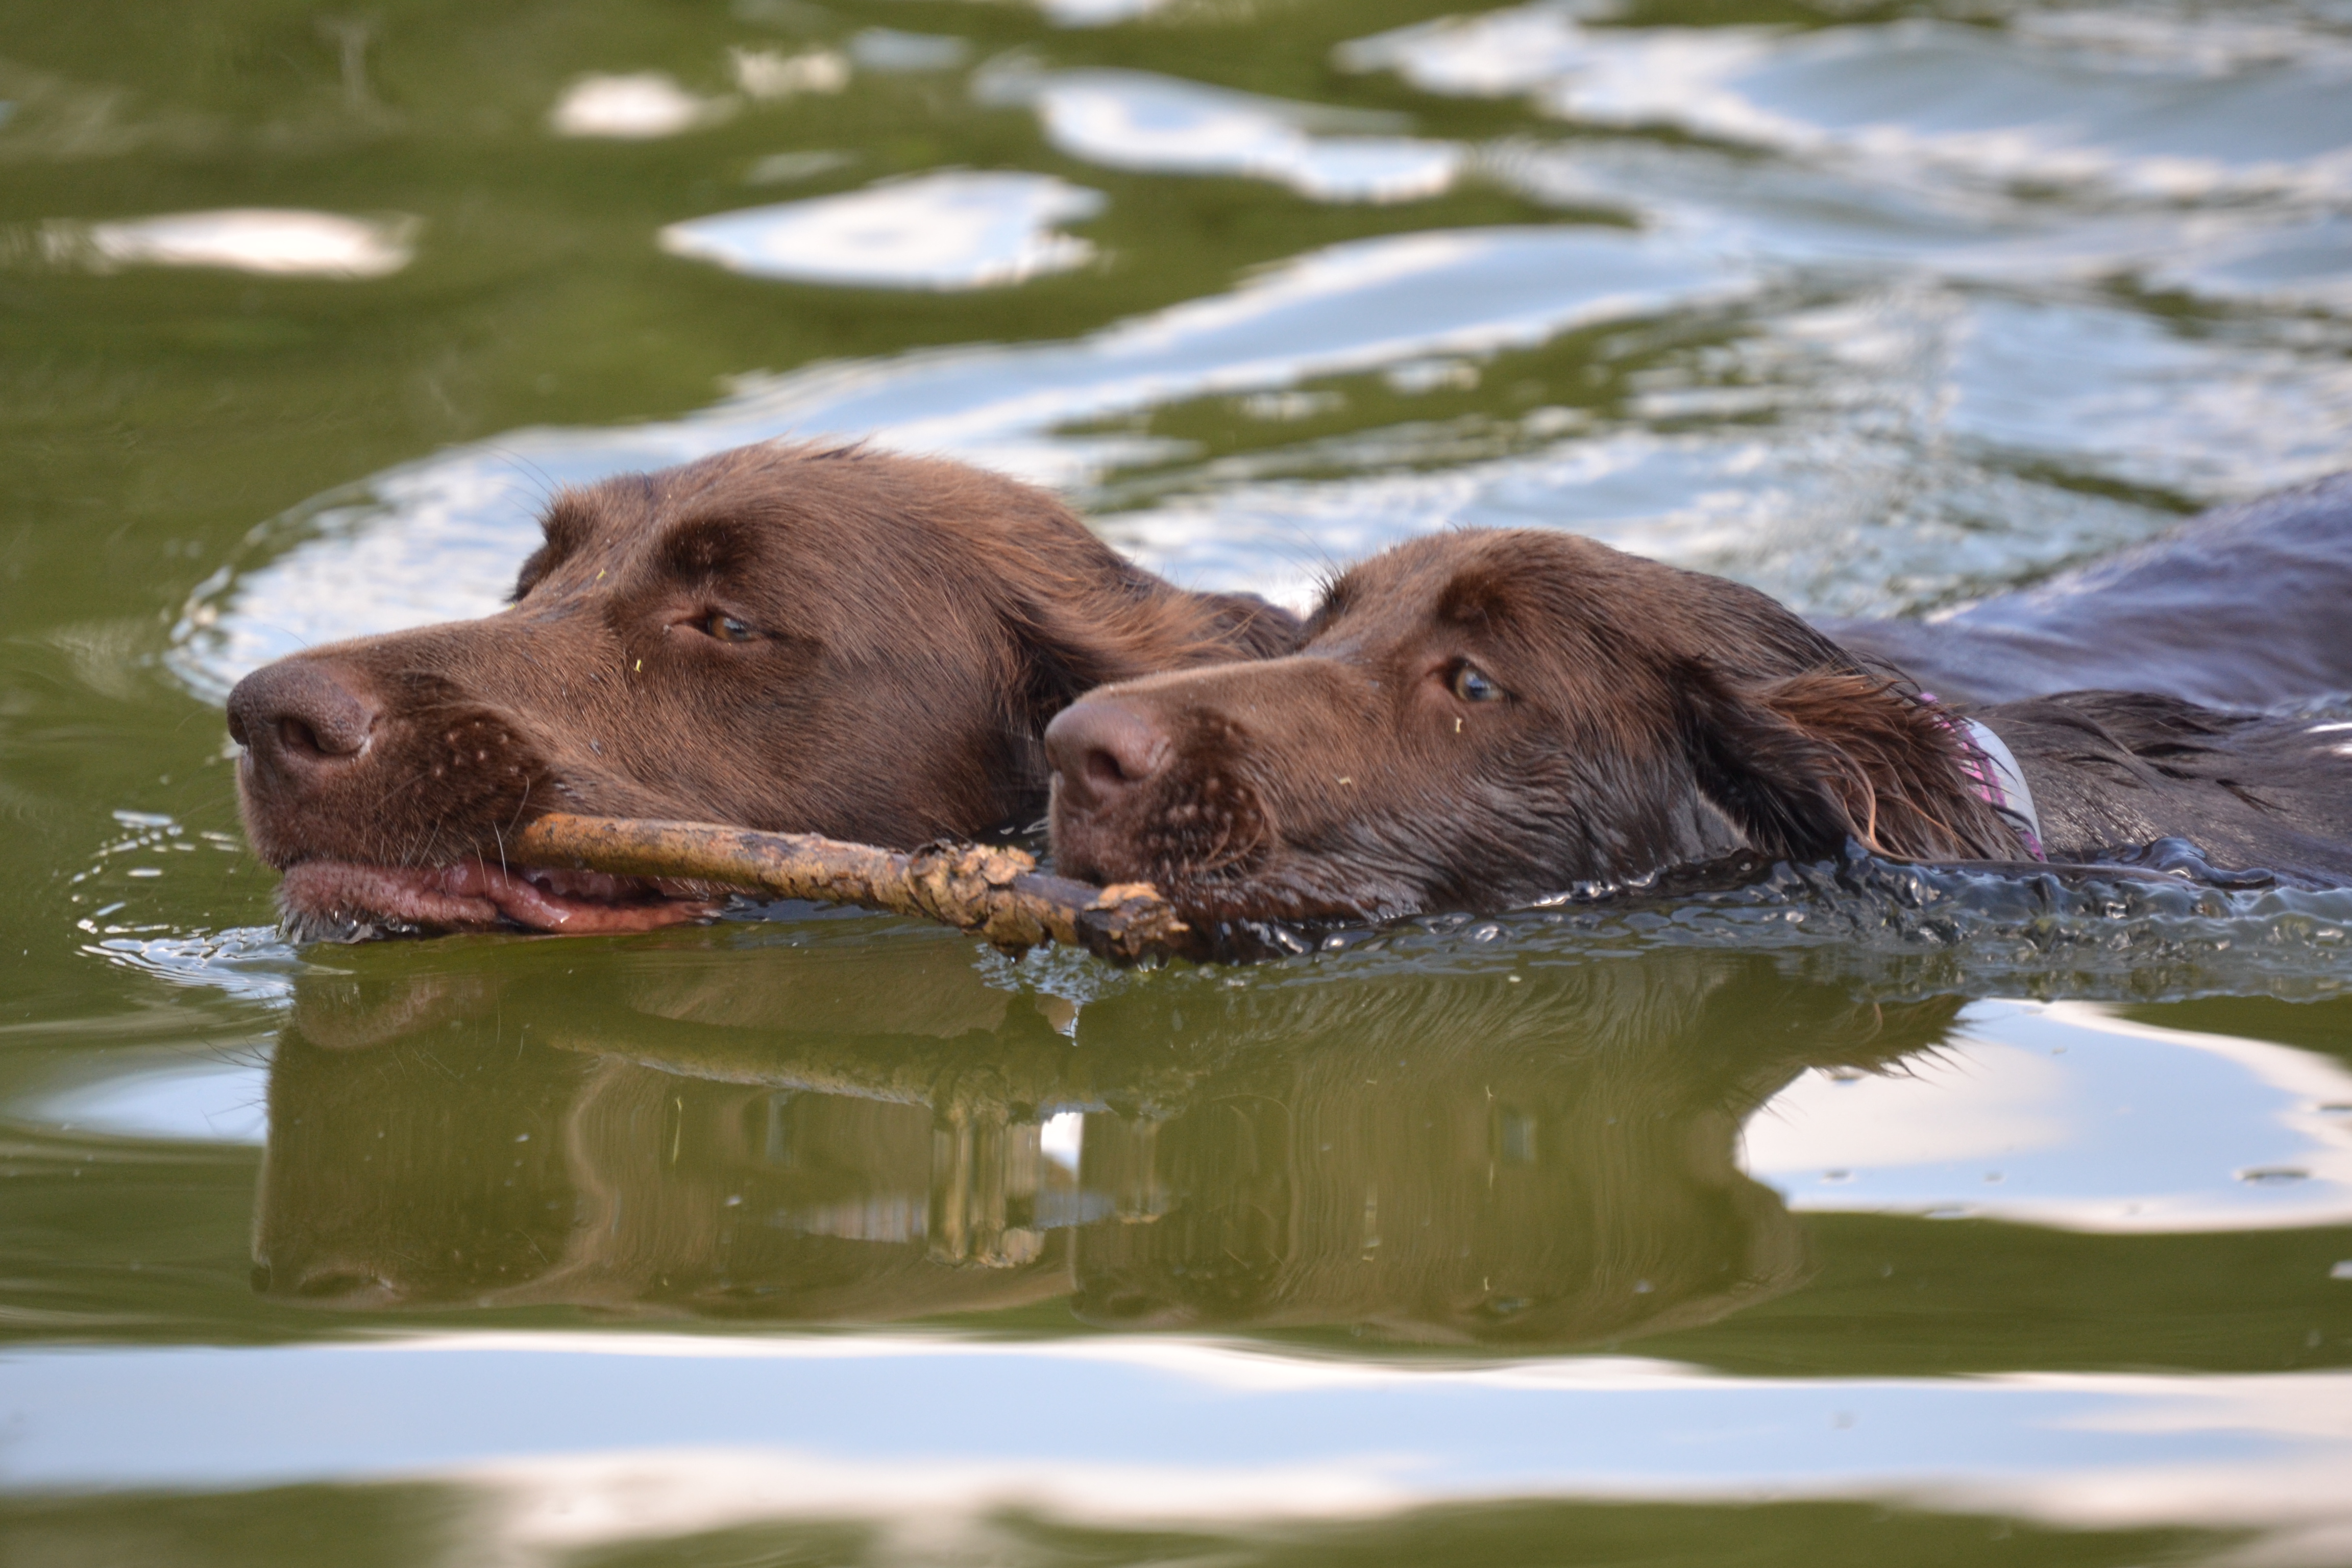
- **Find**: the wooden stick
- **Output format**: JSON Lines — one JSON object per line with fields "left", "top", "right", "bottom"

{"left": 510, "top": 813, "right": 1201, "bottom": 964}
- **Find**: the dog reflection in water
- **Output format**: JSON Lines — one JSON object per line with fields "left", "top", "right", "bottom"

{"left": 255, "top": 935, "right": 1957, "bottom": 1348}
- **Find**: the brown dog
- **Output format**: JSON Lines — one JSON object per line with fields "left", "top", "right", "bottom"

{"left": 228, "top": 442, "right": 1295, "bottom": 940}
{"left": 1046, "top": 527, "right": 2352, "bottom": 923}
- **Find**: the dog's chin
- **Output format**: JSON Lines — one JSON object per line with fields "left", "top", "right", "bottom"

{"left": 276, "top": 859, "right": 719, "bottom": 943}
{"left": 1050, "top": 815, "right": 1386, "bottom": 926}
{"left": 1051, "top": 772, "right": 1282, "bottom": 898}
{"left": 1155, "top": 863, "right": 1407, "bottom": 926}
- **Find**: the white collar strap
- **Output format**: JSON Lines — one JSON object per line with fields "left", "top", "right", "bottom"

{"left": 1956, "top": 717, "right": 2046, "bottom": 862}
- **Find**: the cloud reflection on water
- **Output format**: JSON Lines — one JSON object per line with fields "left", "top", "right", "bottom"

{"left": 26, "top": 955, "right": 2351, "bottom": 1260}
{"left": 1745, "top": 1000, "right": 2352, "bottom": 1232}
{"left": 548, "top": 72, "right": 734, "bottom": 138}
{"left": 983, "top": 65, "right": 1466, "bottom": 202}
{"left": 173, "top": 223, "right": 1745, "bottom": 700}
{"left": 659, "top": 170, "right": 1106, "bottom": 288}
{"left": 159, "top": 0, "right": 2352, "bottom": 684}
{"left": 45, "top": 209, "right": 416, "bottom": 278}
{"left": 1341, "top": 4, "right": 2352, "bottom": 204}
{"left": 7, "top": 1338, "right": 2351, "bottom": 1564}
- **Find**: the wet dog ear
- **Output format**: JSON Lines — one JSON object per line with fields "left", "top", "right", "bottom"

{"left": 1683, "top": 666, "right": 2016, "bottom": 863}
{"left": 1009, "top": 576, "right": 1300, "bottom": 717}
{"left": 1435, "top": 563, "right": 1516, "bottom": 630}
{"left": 1180, "top": 590, "right": 1302, "bottom": 660}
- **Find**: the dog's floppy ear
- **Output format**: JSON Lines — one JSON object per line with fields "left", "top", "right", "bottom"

{"left": 1681, "top": 666, "right": 2018, "bottom": 863}
{"left": 1009, "top": 570, "right": 1300, "bottom": 717}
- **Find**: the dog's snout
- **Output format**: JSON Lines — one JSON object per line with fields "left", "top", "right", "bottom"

{"left": 228, "top": 660, "right": 379, "bottom": 776}
{"left": 1045, "top": 698, "right": 1172, "bottom": 813}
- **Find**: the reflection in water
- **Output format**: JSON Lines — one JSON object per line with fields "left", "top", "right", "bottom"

{"left": 9, "top": 1335, "right": 2342, "bottom": 1568}
{"left": 657, "top": 171, "right": 1106, "bottom": 289}
{"left": 84, "top": 0, "right": 2352, "bottom": 718}
{"left": 17, "top": 1, "right": 2352, "bottom": 1557}
{"left": 6, "top": 1337, "right": 2349, "bottom": 1562}
{"left": 1026, "top": 0, "right": 1172, "bottom": 25}
{"left": 744, "top": 148, "right": 857, "bottom": 185}
{"left": 848, "top": 30, "right": 969, "bottom": 74}
{"left": 1341, "top": 6, "right": 2352, "bottom": 203}
{"left": 548, "top": 72, "right": 733, "bottom": 138}
{"left": 43, "top": 209, "right": 417, "bottom": 278}
{"left": 729, "top": 46, "right": 852, "bottom": 101}
{"left": 174, "top": 223, "right": 1747, "bottom": 694}
{"left": 982, "top": 65, "right": 1465, "bottom": 203}
{"left": 31, "top": 1050, "right": 271, "bottom": 1145}
{"left": 1748, "top": 1001, "right": 2352, "bottom": 1233}
{"left": 254, "top": 941, "right": 1960, "bottom": 1346}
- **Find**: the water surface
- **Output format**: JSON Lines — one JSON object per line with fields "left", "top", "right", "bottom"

{"left": 3, "top": 1, "right": 2350, "bottom": 1563}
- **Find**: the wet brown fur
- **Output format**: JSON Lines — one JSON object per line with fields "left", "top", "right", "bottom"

{"left": 1050, "top": 529, "right": 2019, "bottom": 921}
{"left": 229, "top": 441, "right": 1298, "bottom": 877}
{"left": 1048, "top": 526, "right": 2352, "bottom": 922}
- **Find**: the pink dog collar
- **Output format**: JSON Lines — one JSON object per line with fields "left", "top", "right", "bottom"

{"left": 1918, "top": 694, "right": 2046, "bottom": 862}
{"left": 1956, "top": 716, "right": 2047, "bottom": 861}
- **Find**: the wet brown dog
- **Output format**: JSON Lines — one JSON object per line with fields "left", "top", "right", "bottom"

{"left": 229, "top": 442, "right": 1295, "bottom": 940}
{"left": 1047, "top": 526, "right": 2352, "bottom": 923}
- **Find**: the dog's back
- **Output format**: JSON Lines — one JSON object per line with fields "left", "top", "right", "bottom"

{"left": 1831, "top": 473, "right": 2352, "bottom": 709}
{"left": 1981, "top": 692, "right": 2352, "bottom": 887}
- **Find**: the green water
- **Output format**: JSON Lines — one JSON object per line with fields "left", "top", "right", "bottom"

{"left": 5, "top": 0, "right": 2352, "bottom": 1563}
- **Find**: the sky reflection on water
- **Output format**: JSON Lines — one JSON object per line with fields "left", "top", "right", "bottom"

{"left": 659, "top": 170, "right": 1107, "bottom": 288}
{"left": 167, "top": 1, "right": 2352, "bottom": 688}
{"left": 6, "top": 1339, "right": 2351, "bottom": 1564}
{"left": 7, "top": 1, "right": 2352, "bottom": 1561}
{"left": 984, "top": 64, "right": 1468, "bottom": 202}
{"left": 173, "top": 223, "right": 1751, "bottom": 692}
{"left": 20, "top": 992, "right": 2351, "bottom": 1240}
{"left": 41, "top": 209, "right": 417, "bottom": 278}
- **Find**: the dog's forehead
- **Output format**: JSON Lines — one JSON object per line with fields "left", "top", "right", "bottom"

{"left": 573, "top": 468, "right": 768, "bottom": 540}
{"left": 552, "top": 447, "right": 816, "bottom": 535}
{"left": 545, "top": 470, "right": 829, "bottom": 582}
{"left": 1318, "top": 532, "right": 1621, "bottom": 640}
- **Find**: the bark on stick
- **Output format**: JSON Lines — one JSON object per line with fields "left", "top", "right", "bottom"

{"left": 511, "top": 813, "right": 1199, "bottom": 964}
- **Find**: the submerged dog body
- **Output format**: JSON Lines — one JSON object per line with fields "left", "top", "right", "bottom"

{"left": 1830, "top": 472, "right": 2352, "bottom": 711}
{"left": 229, "top": 442, "right": 1295, "bottom": 939}
{"left": 1046, "top": 528, "right": 2352, "bottom": 922}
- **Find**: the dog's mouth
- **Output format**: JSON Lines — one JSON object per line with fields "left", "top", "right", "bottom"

{"left": 1153, "top": 861, "right": 1403, "bottom": 926}
{"left": 1054, "top": 764, "right": 1360, "bottom": 924}
{"left": 278, "top": 858, "right": 721, "bottom": 942}
{"left": 1057, "top": 783, "right": 1447, "bottom": 926}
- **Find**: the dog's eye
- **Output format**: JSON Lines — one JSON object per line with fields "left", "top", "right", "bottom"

{"left": 1449, "top": 663, "right": 1503, "bottom": 703}
{"left": 701, "top": 611, "right": 756, "bottom": 644}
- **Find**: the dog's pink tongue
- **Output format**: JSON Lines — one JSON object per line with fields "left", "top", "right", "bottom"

{"left": 279, "top": 861, "right": 714, "bottom": 935}
{"left": 448, "top": 862, "right": 715, "bottom": 933}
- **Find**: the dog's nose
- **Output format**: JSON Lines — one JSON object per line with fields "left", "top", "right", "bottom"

{"left": 1045, "top": 697, "right": 1171, "bottom": 813}
{"left": 227, "top": 660, "right": 380, "bottom": 779}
